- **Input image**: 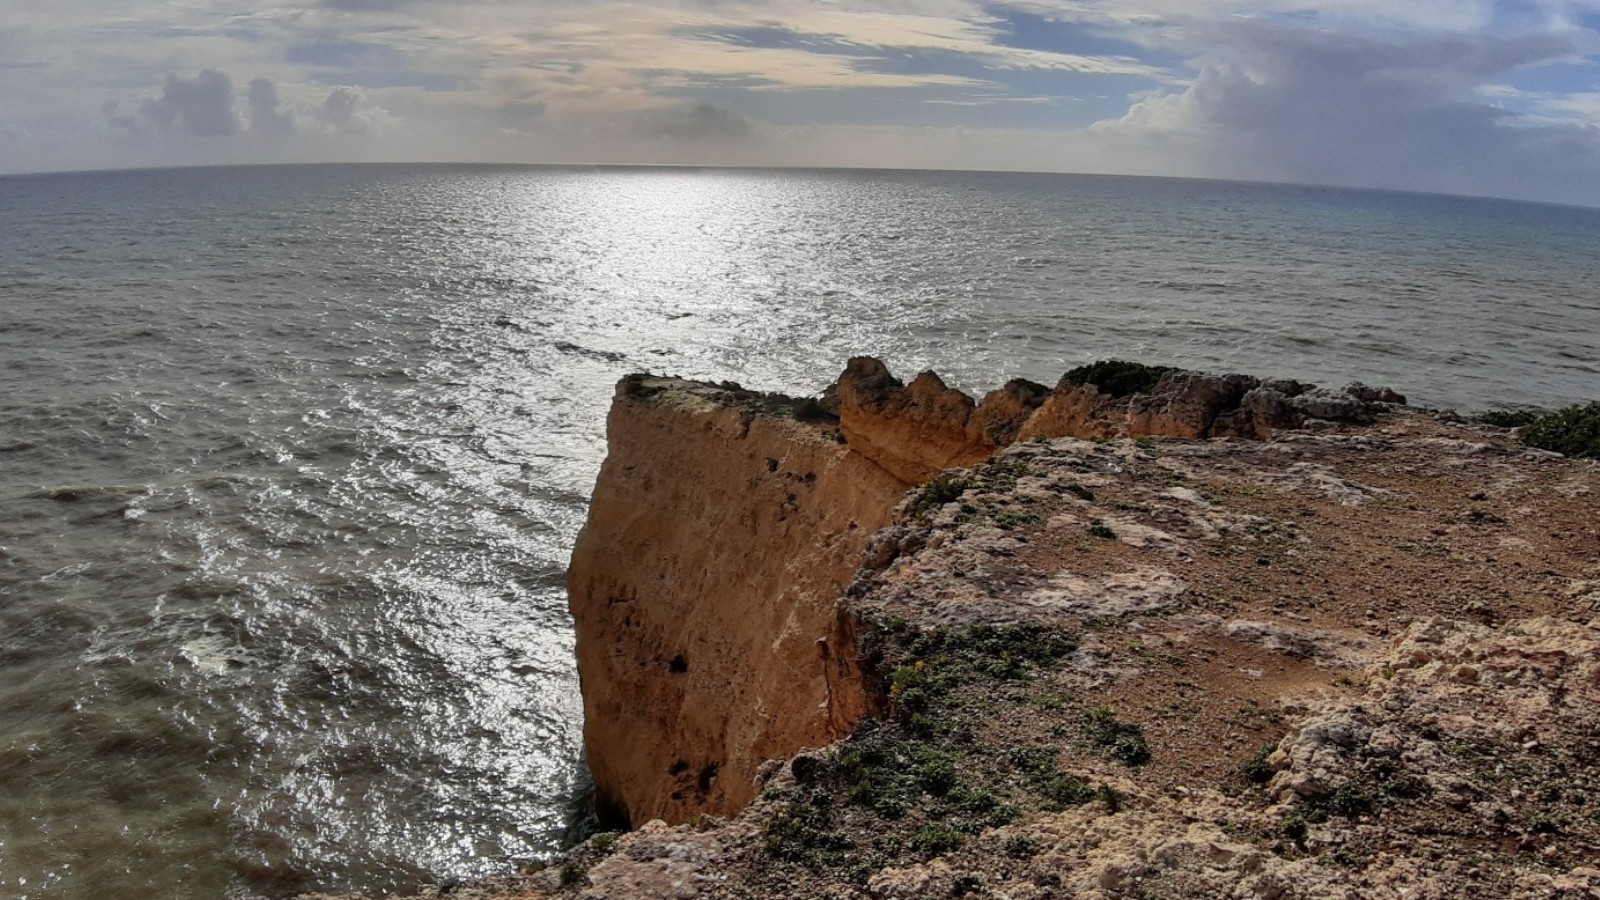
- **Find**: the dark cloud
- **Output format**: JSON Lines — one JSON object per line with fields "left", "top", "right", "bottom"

{"left": 138, "top": 69, "right": 241, "bottom": 137}
{"left": 633, "top": 102, "right": 752, "bottom": 143}
{"left": 1108, "top": 24, "right": 1600, "bottom": 204}
{"left": 247, "top": 77, "right": 296, "bottom": 135}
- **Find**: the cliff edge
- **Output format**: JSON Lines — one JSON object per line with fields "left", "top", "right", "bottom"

{"left": 333, "top": 359, "right": 1600, "bottom": 900}
{"left": 566, "top": 376, "right": 905, "bottom": 827}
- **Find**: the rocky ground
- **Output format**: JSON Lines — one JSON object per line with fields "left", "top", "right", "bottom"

{"left": 311, "top": 385, "right": 1600, "bottom": 900}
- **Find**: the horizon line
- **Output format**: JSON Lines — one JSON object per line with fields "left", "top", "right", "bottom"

{"left": 4, "top": 159, "right": 1600, "bottom": 215}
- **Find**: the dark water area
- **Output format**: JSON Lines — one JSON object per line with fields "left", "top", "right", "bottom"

{"left": 1, "top": 163, "right": 1597, "bottom": 898}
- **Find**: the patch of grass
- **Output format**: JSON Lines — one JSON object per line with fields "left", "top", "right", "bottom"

{"left": 763, "top": 618, "right": 1092, "bottom": 877}
{"left": 1003, "top": 834, "right": 1042, "bottom": 858}
{"left": 1063, "top": 360, "right": 1179, "bottom": 398}
{"left": 1476, "top": 408, "right": 1545, "bottom": 429}
{"left": 909, "top": 824, "right": 965, "bottom": 856}
{"left": 914, "top": 473, "right": 976, "bottom": 520}
{"left": 1282, "top": 812, "right": 1309, "bottom": 849}
{"left": 1322, "top": 784, "right": 1375, "bottom": 818}
{"left": 832, "top": 734, "right": 963, "bottom": 819}
{"left": 1095, "top": 782, "right": 1125, "bottom": 812}
{"left": 765, "top": 791, "right": 853, "bottom": 865}
{"left": 993, "top": 509, "right": 1044, "bottom": 530}
{"left": 881, "top": 623, "right": 1078, "bottom": 711}
{"left": 1243, "top": 741, "right": 1279, "bottom": 784}
{"left": 1063, "top": 482, "right": 1096, "bottom": 502}
{"left": 1518, "top": 401, "right": 1600, "bottom": 459}
{"left": 1008, "top": 746, "right": 1097, "bottom": 810}
{"left": 978, "top": 458, "right": 1035, "bottom": 493}
{"left": 1080, "top": 707, "right": 1152, "bottom": 767}
{"left": 1086, "top": 521, "right": 1117, "bottom": 540}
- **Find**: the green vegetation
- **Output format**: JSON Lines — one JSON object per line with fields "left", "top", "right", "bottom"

{"left": 980, "top": 458, "right": 1035, "bottom": 491}
{"left": 1243, "top": 741, "right": 1280, "bottom": 784}
{"left": 883, "top": 624, "right": 1078, "bottom": 710}
{"left": 1518, "top": 401, "right": 1600, "bottom": 459}
{"left": 909, "top": 824, "right": 966, "bottom": 856}
{"left": 1080, "top": 706, "right": 1152, "bottom": 767}
{"left": 1008, "top": 746, "right": 1097, "bottom": 809}
{"left": 914, "top": 473, "right": 975, "bottom": 520}
{"left": 1063, "top": 360, "right": 1179, "bottom": 398}
{"left": 765, "top": 791, "right": 852, "bottom": 865}
{"left": 993, "top": 509, "right": 1044, "bottom": 530}
{"left": 1087, "top": 521, "right": 1117, "bottom": 540}
{"left": 1003, "top": 834, "right": 1042, "bottom": 858}
{"left": 1476, "top": 408, "right": 1544, "bottom": 429}
{"left": 762, "top": 620, "right": 1106, "bottom": 878}
{"left": 1478, "top": 401, "right": 1600, "bottom": 459}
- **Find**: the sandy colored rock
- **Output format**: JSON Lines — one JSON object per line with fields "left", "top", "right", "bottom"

{"left": 566, "top": 378, "right": 905, "bottom": 827}
{"left": 834, "top": 358, "right": 993, "bottom": 484}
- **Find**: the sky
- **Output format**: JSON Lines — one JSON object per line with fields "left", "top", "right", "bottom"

{"left": 3, "top": 1, "right": 1600, "bottom": 204}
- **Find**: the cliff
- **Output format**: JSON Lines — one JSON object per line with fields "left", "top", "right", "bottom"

{"left": 332, "top": 359, "right": 1600, "bottom": 900}
{"left": 566, "top": 376, "right": 907, "bottom": 827}
{"left": 566, "top": 360, "right": 1382, "bottom": 830}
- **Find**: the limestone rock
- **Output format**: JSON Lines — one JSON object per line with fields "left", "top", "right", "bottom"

{"left": 566, "top": 377, "right": 902, "bottom": 827}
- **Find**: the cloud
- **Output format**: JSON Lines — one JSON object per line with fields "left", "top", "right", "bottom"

{"left": 315, "top": 85, "right": 385, "bottom": 134}
{"left": 247, "top": 77, "right": 296, "bottom": 135}
{"left": 321, "top": 0, "right": 411, "bottom": 9}
{"left": 494, "top": 98, "right": 548, "bottom": 133}
{"left": 138, "top": 69, "right": 241, "bottom": 137}
{"left": 102, "top": 100, "right": 144, "bottom": 135}
{"left": 1096, "top": 23, "right": 1600, "bottom": 204}
{"left": 633, "top": 101, "right": 753, "bottom": 142}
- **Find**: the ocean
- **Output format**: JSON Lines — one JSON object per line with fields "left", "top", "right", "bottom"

{"left": 1, "top": 164, "right": 1597, "bottom": 898}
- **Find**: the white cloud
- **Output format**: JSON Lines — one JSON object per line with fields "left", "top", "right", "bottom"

{"left": 138, "top": 69, "right": 242, "bottom": 137}
{"left": 1094, "top": 22, "right": 1600, "bottom": 204}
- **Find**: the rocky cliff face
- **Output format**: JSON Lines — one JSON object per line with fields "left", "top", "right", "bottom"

{"left": 532, "top": 377, "right": 1598, "bottom": 900}
{"left": 567, "top": 360, "right": 1411, "bottom": 831}
{"left": 347, "top": 359, "right": 1598, "bottom": 900}
{"left": 566, "top": 376, "right": 906, "bottom": 828}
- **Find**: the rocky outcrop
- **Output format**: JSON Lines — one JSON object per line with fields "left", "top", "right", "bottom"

{"left": 1018, "top": 372, "right": 1408, "bottom": 442}
{"left": 567, "top": 360, "right": 1412, "bottom": 831}
{"left": 352, "top": 358, "right": 1599, "bottom": 900}
{"left": 566, "top": 377, "right": 906, "bottom": 828}
{"left": 833, "top": 358, "right": 1049, "bottom": 484}
{"left": 835, "top": 358, "right": 1406, "bottom": 476}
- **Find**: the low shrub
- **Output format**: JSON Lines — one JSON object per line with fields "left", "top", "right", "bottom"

{"left": 1063, "top": 360, "right": 1178, "bottom": 398}
{"left": 1518, "top": 401, "right": 1600, "bottom": 459}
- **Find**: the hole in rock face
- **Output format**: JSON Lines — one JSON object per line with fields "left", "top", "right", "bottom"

{"left": 765, "top": 458, "right": 780, "bottom": 472}
{"left": 669, "top": 654, "right": 689, "bottom": 674}
{"left": 668, "top": 760, "right": 690, "bottom": 776}
{"left": 697, "top": 763, "right": 720, "bottom": 794}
